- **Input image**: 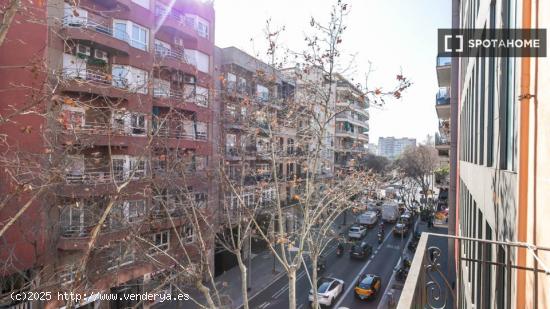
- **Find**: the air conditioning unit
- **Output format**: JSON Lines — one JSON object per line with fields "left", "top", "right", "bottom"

{"left": 76, "top": 44, "right": 91, "bottom": 57}
{"left": 183, "top": 75, "right": 195, "bottom": 84}
{"left": 94, "top": 49, "right": 108, "bottom": 62}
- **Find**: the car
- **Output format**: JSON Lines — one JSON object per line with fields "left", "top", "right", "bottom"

{"left": 356, "top": 211, "right": 378, "bottom": 228}
{"left": 393, "top": 223, "right": 409, "bottom": 236}
{"left": 308, "top": 277, "right": 345, "bottom": 307}
{"left": 348, "top": 225, "right": 367, "bottom": 240}
{"left": 400, "top": 214, "right": 412, "bottom": 228}
{"left": 354, "top": 274, "right": 381, "bottom": 300}
{"left": 350, "top": 241, "right": 373, "bottom": 259}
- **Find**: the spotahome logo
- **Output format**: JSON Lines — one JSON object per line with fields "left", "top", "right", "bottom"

{"left": 438, "top": 29, "right": 547, "bottom": 57}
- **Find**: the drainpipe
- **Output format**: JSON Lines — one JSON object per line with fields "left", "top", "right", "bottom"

{"left": 517, "top": 0, "right": 533, "bottom": 307}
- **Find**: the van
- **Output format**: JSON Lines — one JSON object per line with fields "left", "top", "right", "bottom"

{"left": 382, "top": 202, "right": 400, "bottom": 223}
{"left": 356, "top": 211, "right": 378, "bottom": 228}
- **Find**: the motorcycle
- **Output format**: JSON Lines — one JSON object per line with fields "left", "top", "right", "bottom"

{"left": 336, "top": 243, "right": 344, "bottom": 257}
{"left": 396, "top": 267, "right": 409, "bottom": 281}
{"left": 377, "top": 232, "right": 383, "bottom": 244}
{"left": 403, "top": 258, "right": 412, "bottom": 269}
{"left": 408, "top": 240, "right": 418, "bottom": 252}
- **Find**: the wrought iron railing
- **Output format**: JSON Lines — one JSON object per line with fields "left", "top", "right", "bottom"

{"left": 397, "top": 233, "right": 550, "bottom": 309}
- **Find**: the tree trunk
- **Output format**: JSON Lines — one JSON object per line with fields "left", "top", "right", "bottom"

{"left": 288, "top": 267, "right": 297, "bottom": 309}
{"left": 236, "top": 253, "right": 249, "bottom": 309}
{"left": 195, "top": 280, "right": 217, "bottom": 309}
{"left": 311, "top": 257, "right": 319, "bottom": 309}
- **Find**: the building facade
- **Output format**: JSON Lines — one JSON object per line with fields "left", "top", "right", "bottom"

{"left": 0, "top": 0, "right": 217, "bottom": 307}
{"left": 333, "top": 74, "right": 369, "bottom": 171}
{"left": 377, "top": 137, "right": 416, "bottom": 160}
{"left": 448, "top": 0, "right": 550, "bottom": 308}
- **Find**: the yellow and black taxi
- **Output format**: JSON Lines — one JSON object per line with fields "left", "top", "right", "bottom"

{"left": 354, "top": 274, "right": 381, "bottom": 300}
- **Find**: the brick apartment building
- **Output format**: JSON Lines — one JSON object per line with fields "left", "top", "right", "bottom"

{"left": 0, "top": 0, "right": 217, "bottom": 307}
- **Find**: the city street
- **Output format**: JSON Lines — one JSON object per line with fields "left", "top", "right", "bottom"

{"left": 244, "top": 220, "right": 414, "bottom": 309}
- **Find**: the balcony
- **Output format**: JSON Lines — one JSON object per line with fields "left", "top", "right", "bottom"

{"left": 398, "top": 233, "right": 550, "bottom": 309}
{"left": 435, "top": 87, "right": 451, "bottom": 119}
{"left": 155, "top": 6, "right": 209, "bottom": 41}
{"left": 154, "top": 45, "right": 196, "bottom": 74}
{"left": 153, "top": 85, "right": 209, "bottom": 108}
{"left": 61, "top": 14, "right": 136, "bottom": 55}
{"left": 436, "top": 56, "right": 451, "bottom": 88}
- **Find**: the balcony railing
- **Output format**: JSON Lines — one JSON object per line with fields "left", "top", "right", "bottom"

{"left": 436, "top": 56, "right": 451, "bottom": 67}
{"left": 62, "top": 15, "right": 131, "bottom": 47}
{"left": 154, "top": 45, "right": 185, "bottom": 61}
{"left": 64, "top": 171, "right": 111, "bottom": 184}
{"left": 398, "top": 233, "right": 550, "bottom": 309}
{"left": 66, "top": 122, "right": 145, "bottom": 136}
{"left": 436, "top": 87, "right": 450, "bottom": 105}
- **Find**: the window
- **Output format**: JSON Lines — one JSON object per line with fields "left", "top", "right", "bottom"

{"left": 227, "top": 73, "right": 236, "bottom": 91}
{"left": 131, "top": 113, "right": 146, "bottom": 135}
{"left": 261, "top": 188, "right": 275, "bottom": 206}
{"left": 256, "top": 84, "right": 269, "bottom": 102}
{"left": 195, "top": 86, "right": 209, "bottom": 107}
{"left": 62, "top": 53, "right": 86, "bottom": 79}
{"left": 196, "top": 16, "right": 209, "bottom": 38}
{"left": 107, "top": 245, "right": 135, "bottom": 270}
{"left": 257, "top": 163, "right": 270, "bottom": 174}
{"left": 196, "top": 122, "right": 207, "bottom": 140}
{"left": 152, "top": 231, "right": 170, "bottom": 252}
{"left": 153, "top": 78, "right": 170, "bottom": 98}
{"left": 154, "top": 39, "right": 171, "bottom": 56}
{"left": 196, "top": 51, "right": 209, "bottom": 73}
{"left": 238, "top": 77, "right": 247, "bottom": 94}
{"left": 113, "top": 21, "right": 129, "bottom": 42}
{"left": 112, "top": 65, "right": 130, "bottom": 89}
{"left": 63, "top": 3, "right": 87, "bottom": 26}
{"left": 113, "top": 20, "right": 149, "bottom": 51}
{"left": 181, "top": 225, "right": 194, "bottom": 243}
{"left": 194, "top": 192, "right": 207, "bottom": 208}
{"left": 131, "top": 24, "right": 148, "bottom": 50}
{"left": 287, "top": 138, "right": 295, "bottom": 155}
{"left": 129, "top": 157, "right": 146, "bottom": 179}
{"left": 127, "top": 200, "right": 146, "bottom": 222}
{"left": 60, "top": 205, "right": 84, "bottom": 235}
{"left": 131, "top": 0, "right": 149, "bottom": 9}
{"left": 112, "top": 155, "right": 147, "bottom": 181}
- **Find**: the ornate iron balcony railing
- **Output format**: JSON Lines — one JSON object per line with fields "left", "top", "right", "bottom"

{"left": 397, "top": 233, "right": 550, "bottom": 309}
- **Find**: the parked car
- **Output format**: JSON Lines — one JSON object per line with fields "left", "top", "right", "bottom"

{"left": 348, "top": 225, "right": 367, "bottom": 240}
{"left": 356, "top": 211, "right": 378, "bottom": 228}
{"left": 350, "top": 241, "right": 373, "bottom": 259}
{"left": 393, "top": 223, "right": 409, "bottom": 236}
{"left": 308, "top": 277, "right": 345, "bottom": 307}
{"left": 354, "top": 274, "right": 381, "bottom": 300}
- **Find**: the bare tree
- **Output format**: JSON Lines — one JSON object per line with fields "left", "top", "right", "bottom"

{"left": 395, "top": 145, "right": 438, "bottom": 206}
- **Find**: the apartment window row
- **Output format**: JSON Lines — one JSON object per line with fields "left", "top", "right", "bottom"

{"left": 459, "top": 54, "right": 516, "bottom": 171}
{"left": 226, "top": 72, "right": 248, "bottom": 93}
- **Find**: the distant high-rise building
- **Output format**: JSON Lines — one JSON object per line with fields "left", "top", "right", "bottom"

{"left": 377, "top": 137, "right": 416, "bottom": 160}
{"left": 366, "top": 143, "right": 378, "bottom": 155}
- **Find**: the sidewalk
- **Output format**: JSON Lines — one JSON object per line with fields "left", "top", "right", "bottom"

{"left": 160, "top": 221, "right": 353, "bottom": 309}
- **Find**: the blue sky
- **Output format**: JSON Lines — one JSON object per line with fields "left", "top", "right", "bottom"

{"left": 214, "top": 0, "right": 452, "bottom": 144}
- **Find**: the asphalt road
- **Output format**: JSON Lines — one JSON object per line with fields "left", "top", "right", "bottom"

{"left": 245, "top": 220, "right": 414, "bottom": 309}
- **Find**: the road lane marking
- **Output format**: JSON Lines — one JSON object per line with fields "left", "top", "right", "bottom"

{"left": 333, "top": 230, "right": 393, "bottom": 308}
{"left": 258, "top": 301, "right": 270, "bottom": 309}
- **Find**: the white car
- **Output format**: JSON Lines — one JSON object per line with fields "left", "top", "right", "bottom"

{"left": 308, "top": 277, "right": 345, "bottom": 306}
{"left": 348, "top": 225, "right": 367, "bottom": 239}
